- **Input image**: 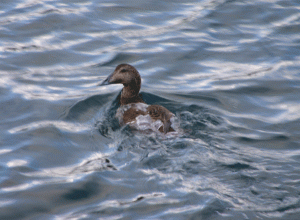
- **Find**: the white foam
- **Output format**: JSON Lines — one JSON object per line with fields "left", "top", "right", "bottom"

{"left": 131, "top": 114, "right": 164, "bottom": 131}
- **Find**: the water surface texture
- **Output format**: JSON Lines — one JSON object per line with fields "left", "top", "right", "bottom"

{"left": 1, "top": 0, "right": 300, "bottom": 219}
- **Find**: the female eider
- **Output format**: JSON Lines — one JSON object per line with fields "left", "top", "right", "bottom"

{"left": 100, "top": 64, "right": 175, "bottom": 133}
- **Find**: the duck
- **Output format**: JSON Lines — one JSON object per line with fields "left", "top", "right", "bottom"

{"left": 100, "top": 64, "right": 175, "bottom": 133}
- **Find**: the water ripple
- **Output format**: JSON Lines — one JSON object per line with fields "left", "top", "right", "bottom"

{"left": 1, "top": 0, "right": 300, "bottom": 219}
{"left": 8, "top": 120, "right": 90, "bottom": 133}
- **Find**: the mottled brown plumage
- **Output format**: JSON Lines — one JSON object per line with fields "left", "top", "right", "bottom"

{"left": 100, "top": 64, "right": 174, "bottom": 133}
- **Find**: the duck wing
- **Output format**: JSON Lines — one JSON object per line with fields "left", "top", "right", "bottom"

{"left": 147, "top": 105, "right": 174, "bottom": 133}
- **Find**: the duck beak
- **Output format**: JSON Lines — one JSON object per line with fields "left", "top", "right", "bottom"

{"left": 99, "top": 72, "right": 113, "bottom": 86}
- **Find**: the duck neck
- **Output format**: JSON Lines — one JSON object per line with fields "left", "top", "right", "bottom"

{"left": 120, "top": 82, "right": 144, "bottom": 105}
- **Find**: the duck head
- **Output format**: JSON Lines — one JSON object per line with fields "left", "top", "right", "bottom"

{"left": 100, "top": 64, "right": 141, "bottom": 88}
{"left": 100, "top": 64, "right": 143, "bottom": 103}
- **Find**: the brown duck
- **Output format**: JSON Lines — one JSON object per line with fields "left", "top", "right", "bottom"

{"left": 100, "top": 64, "right": 175, "bottom": 133}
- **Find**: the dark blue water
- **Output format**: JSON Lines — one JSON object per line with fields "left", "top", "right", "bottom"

{"left": 1, "top": 0, "right": 300, "bottom": 219}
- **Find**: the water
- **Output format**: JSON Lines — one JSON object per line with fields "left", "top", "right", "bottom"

{"left": 1, "top": 0, "right": 300, "bottom": 219}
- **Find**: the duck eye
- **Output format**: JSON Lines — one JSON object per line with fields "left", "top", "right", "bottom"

{"left": 120, "top": 68, "right": 126, "bottom": 73}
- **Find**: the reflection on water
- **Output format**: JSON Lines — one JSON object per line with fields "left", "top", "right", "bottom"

{"left": 1, "top": 0, "right": 300, "bottom": 219}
